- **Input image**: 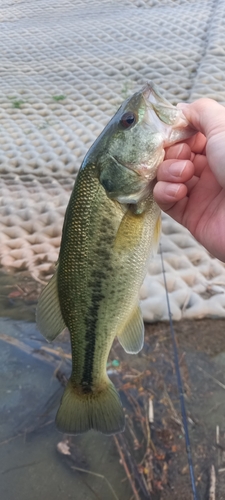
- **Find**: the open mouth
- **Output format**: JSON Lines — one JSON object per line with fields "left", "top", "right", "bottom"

{"left": 142, "top": 81, "right": 169, "bottom": 106}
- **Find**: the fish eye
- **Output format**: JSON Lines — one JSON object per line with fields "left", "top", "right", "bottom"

{"left": 120, "top": 111, "right": 137, "bottom": 129}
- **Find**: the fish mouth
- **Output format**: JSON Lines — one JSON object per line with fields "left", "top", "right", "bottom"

{"left": 141, "top": 83, "right": 173, "bottom": 139}
{"left": 142, "top": 82, "right": 196, "bottom": 141}
{"left": 142, "top": 81, "right": 172, "bottom": 108}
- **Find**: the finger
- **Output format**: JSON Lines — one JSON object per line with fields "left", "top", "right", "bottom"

{"left": 182, "top": 131, "right": 207, "bottom": 153}
{"left": 192, "top": 154, "right": 208, "bottom": 177}
{"left": 161, "top": 196, "right": 189, "bottom": 226}
{"left": 185, "top": 175, "right": 199, "bottom": 194}
{"left": 153, "top": 181, "right": 187, "bottom": 211}
{"left": 157, "top": 159, "right": 194, "bottom": 183}
{"left": 164, "top": 142, "right": 191, "bottom": 160}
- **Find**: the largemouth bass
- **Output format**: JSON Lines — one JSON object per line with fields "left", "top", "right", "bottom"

{"left": 37, "top": 83, "right": 194, "bottom": 435}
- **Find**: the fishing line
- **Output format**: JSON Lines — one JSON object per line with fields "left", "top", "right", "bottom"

{"left": 160, "top": 244, "right": 198, "bottom": 500}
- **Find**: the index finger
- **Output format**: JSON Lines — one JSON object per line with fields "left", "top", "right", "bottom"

{"left": 165, "top": 142, "right": 191, "bottom": 160}
{"left": 183, "top": 131, "right": 206, "bottom": 154}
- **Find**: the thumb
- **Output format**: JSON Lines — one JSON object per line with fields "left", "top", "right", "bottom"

{"left": 178, "top": 98, "right": 225, "bottom": 139}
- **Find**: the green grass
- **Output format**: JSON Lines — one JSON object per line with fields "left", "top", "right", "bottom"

{"left": 7, "top": 97, "right": 26, "bottom": 109}
{"left": 52, "top": 94, "right": 66, "bottom": 102}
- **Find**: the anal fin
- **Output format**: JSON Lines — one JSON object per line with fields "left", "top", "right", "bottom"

{"left": 36, "top": 266, "right": 66, "bottom": 341}
{"left": 117, "top": 305, "right": 144, "bottom": 354}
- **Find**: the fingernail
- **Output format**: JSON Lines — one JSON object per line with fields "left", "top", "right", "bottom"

{"left": 168, "top": 160, "right": 187, "bottom": 177}
{"left": 177, "top": 102, "right": 190, "bottom": 110}
{"left": 164, "top": 184, "right": 181, "bottom": 197}
{"left": 175, "top": 143, "right": 185, "bottom": 158}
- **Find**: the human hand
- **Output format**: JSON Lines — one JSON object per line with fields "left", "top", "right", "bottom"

{"left": 153, "top": 98, "right": 225, "bottom": 262}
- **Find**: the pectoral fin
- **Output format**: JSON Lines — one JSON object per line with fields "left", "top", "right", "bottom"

{"left": 114, "top": 208, "right": 145, "bottom": 252}
{"left": 36, "top": 266, "right": 66, "bottom": 341}
{"left": 117, "top": 305, "right": 144, "bottom": 354}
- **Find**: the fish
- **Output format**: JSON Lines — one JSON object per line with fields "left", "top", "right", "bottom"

{"left": 36, "top": 82, "right": 195, "bottom": 435}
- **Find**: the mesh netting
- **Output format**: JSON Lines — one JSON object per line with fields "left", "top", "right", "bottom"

{"left": 1, "top": 0, "right": 225, "bottom": 320}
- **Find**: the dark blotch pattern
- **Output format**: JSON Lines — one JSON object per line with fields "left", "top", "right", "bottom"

{"left": 81, "top": 219, "right": 115, "bottom": 390}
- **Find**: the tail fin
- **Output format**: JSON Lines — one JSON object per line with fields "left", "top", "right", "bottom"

{"left": 56, "top": 379, "right": 125, "bottom": 435}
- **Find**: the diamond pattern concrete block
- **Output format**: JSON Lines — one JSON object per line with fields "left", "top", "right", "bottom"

{"left": 1, "top": 0, "right": 225, "bottom": 320}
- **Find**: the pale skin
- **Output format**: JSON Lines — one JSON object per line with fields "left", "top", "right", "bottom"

{"left": 153, "top": 98, "right": 225, "bottom": 262}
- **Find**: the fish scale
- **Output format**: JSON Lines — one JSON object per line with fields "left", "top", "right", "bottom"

{"left": 58, "top": 162, "right": 156, "bottom": 388}
{"left": 36, "top": 82, "right": 195, "bottom": 434}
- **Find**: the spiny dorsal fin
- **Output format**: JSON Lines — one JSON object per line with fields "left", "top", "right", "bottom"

{"left": 36, "top": 266, "right": 66, "bottom": 341}
{"left": 117, "top": 305, "right": 144, "bottom": 354}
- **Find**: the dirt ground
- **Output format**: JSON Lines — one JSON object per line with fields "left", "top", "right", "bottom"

{"left": 0, "top": 269, "right": 225, "bottom": 499}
